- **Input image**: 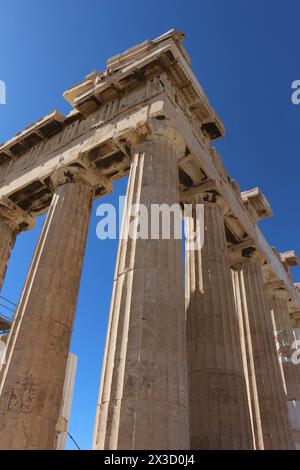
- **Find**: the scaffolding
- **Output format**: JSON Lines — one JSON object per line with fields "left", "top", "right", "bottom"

{"left": 0, "top": 311, "right": 12, "bottom": 335}
{"left": 0, "top": 296, "right": 16, "bottom": 335}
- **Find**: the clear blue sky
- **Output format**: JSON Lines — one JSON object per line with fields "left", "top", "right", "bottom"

{"left": 1, "top": 0, "right": 300, "bottom": 450}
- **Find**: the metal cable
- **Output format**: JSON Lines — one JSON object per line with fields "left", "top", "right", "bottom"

{"left": 67, "top": 432, "right": 81, "bottom": 450}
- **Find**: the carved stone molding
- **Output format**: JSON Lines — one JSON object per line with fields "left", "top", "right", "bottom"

{"left": 0, "top": 197, "right": 35, "bottom": 233}
{"left": 180, "top": 180, "right": 230, "bottom": 218}
{"left": 229, "top": 241, "right": 266, "bottom": 269}
{"left": 265, "top": 281, "right": 290, "bottom": 302}
{"left": 48, "top": 162, "right": 113, "bottom": 200}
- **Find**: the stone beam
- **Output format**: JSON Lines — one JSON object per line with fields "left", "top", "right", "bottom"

{"left": 280, "top": 251, "right": 299, "bottom": 276}
{"left": 63, "top": 29, "right": 224, "bottom": 140}
{"left": 0, "top": 111, "right": 68, "bottom": 165}
{"left": 0, "top": 90, "right": 166, "bottom": 214}
{"left": 241, "top": 187, "right": 273, "bottom": 222}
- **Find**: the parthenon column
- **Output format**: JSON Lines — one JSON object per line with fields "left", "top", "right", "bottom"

{"left": 291, "top": 308, "right": 300, "bottom": 448}
{"left": 267, "top": 284, "right": 300, "bottom": 401}
{"left": 266, "top": 284, "right": 300, "bottom": 448}
{"left": 0, "top": 198, "right": 34, "bottom": 291}
{"left": 93, "top": 122, "right": 189, "bottom": 450}
{"left": 0, "top": 167, "right": 93, "bottom": 450}
{"left": 185, "top": 193, "right": 253, "bottom": 450}
{"left": 231, "top": 248, "right": 293, "bottom": 449}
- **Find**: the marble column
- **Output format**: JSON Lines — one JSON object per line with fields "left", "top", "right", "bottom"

{"left": 231, "top": 249, "right": 293, "bottom": 449}
{"left": 0, "top": 168, "right": 93, "bottom": 450}
{"left": 267, "top": 288, "right": 300, "bottom": 449}
{"left": 0, "top": 199, "right": 34, "bottom": 291}
{"left": 267, "top": 286, "right": 300, "bottom": 401}
{"left": 185, "top": 196, "right": 253, "bottom": 450}
{"left": 93, "top": 126, "right": 189, "bottom": 450}
{"left": 291, "top": 315, "right": 300, "bottom": 448}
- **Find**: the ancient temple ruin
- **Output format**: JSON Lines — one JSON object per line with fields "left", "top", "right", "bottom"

{"left": 0, "top": 30, "right": 299, "bottom": 450}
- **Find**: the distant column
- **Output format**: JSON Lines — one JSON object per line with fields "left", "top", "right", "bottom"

{"left": 93, "top": 124, "right": 189, "bottom": 450}
{"left": 267, "top": 287, "right": 300, "bottom": 449}
{"left": 291, "top": 317, "right": 300, "bottom": 448}
{"left": 185, "top": 194, "right": 253, "bottom": 450}
{"left": 56, "top": 353, "right": 78, "bottom": 450}
{"left": 0, "top": 168, "right": 93, "bottom": 450}
{"left": 231, "top": 248, "right": 294, "bottom": 449}
{"left": 267, "top": 285, "right": 300, "bottom": 401}
{"left": 0, "top": 198, "right": 34, "bottom": 291}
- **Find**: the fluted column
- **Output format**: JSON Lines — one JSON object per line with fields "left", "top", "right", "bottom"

{"left": 291, "top": 315, "right": 300, "bottom": 448}
{"left": 93, "top": 124, "right": 189, "bottom": 450}
{"left": 231, "top": 249, "right": 293, "bottom": 449}
{"left": 185, "top": 196, "right": 253, "bottom": 450}
{"left": 267, "top": 286, "right": 300, "bottom": 401}
{"left": 0, "top": 168, "right": 93, "bottom": 450}
{"left": 267, "top": 287, "right": 300, "bottom": 449}
{"left": 0, "top": 198, "right": 34, "bottom": 291}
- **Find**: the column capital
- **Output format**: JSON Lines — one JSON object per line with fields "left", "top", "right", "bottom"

{"left": 49, "top": 162, "right": 112, "bottom": 199}
{"left": 0, "top": 197, "right": 35, "bottom": 233}
{"left": 180, "top": 180, "right": 230, "bottom": 216}
{"left": 280, "top": 251, "right": 299, "bottom": 277}
{"left": 241, "top": 187, "right": 273, "bottom": 223}
{"left": 229, "top": 240, "right": 266, "bottom": 269}
{"left": 129, "top": 118, "right": 186, "bottom": 158}
{"left": 290, "top": 310, "right": 300, "bottom": 328}
{"left": 265, "top": 280, "right": 290, "bottom": 301}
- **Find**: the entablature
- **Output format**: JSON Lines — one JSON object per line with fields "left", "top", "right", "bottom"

{"left": 63, "top": 29, "right": 224, "bottom": 139}
{"left": 241, "top": 187, "right": 273, "bottom": 222}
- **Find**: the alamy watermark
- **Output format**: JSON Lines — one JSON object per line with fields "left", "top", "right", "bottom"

{"left": 272, "top": 331, "right": 300, "bottom": 365}
{"left": 0, "top": 337, "right": 6, "bottom": 369}
{"left": 0, "top": 80, "right": 6, "bottom": 105}
{"left": 95, "top": 197, "right": 204, "bottom": 251}
{"left": 291, "top": 80, "right": 300, "bottom": 105}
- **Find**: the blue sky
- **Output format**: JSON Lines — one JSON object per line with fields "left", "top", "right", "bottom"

{"left": 1, "top": 0, "right": 300, "bottom": 450}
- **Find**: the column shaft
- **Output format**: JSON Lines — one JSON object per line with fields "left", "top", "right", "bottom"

{"left": 0, "top": 199, "right": 35, "bottom": 292}
{"left": 93, "top": 137, "right": 189, "bottom": 450}
{"left": 232, "top": 257, "right": 293, "bottom": 449}
{"left": 0, "top": 179, "right": 92, "bottom": 449}
{"left": 268, "top": 292, "right": 300, "bottom": 401}
{"left": 268, "top": 292, "right": 300, "bottom": 449}
{"left": 185, "top": 203, "right": 253, "bottom": 450}
{"left": 0, "top": 219, "right": 17, "bottom": 291}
